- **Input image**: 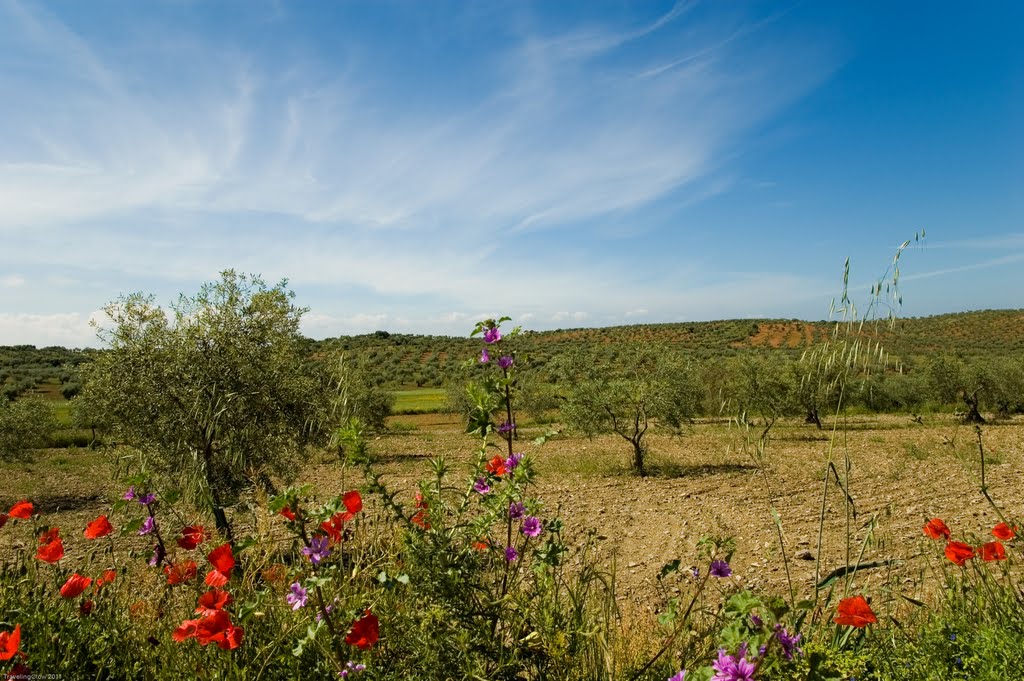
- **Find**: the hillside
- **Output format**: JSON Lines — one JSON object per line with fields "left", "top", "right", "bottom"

{"left": 3, "top": 309, "right": 1022, "bottom": 394}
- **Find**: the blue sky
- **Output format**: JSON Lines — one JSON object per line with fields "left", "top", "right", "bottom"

{"left": 0, "top": 0, "right": 1020, "bottom": 347}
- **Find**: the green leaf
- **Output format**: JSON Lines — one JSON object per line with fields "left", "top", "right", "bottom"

{"left": 658, "top": 559, "right": 681, "bottom": 581}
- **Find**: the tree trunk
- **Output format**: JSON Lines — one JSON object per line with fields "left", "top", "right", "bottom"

{"left": 632, "top": 438, "right": 646, "bottom": 477}
{"left": 962, "top": 391, "right": 985, "bottom": 424}
{"left": 202, "top": 441, "right": 235, "bottom": 542}
{"left": 805, "top": 408, "right": 822, "bottom": 429}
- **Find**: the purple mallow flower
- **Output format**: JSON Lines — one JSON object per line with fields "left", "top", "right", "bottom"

{"left": 138, "top": 492, "right": 156, "bottom": 505}
{"left": 286, "top": 581, "right": 308, "bottom": 610}
{"left": 521, "top": 516, "right": 541, "bottom": 538}
{"left": 479, "top": 348, "right": 490, "bottom": 364}
{"left": 668, "top": 672, "right": 687, "bottom": 681}
{"left": 148, "top": 544, "right": 166, "bottom": 567}
{"left": 316, "top": 602, "right": 335, "bottom": 623}
{"left": 483, "top": 326, "right": 501, "bottom": 344}
{"left": 138, "top": 516, "right": 156, "bottom": 536}
{"left": 302, "top": 536, "right": 332, "bottom": 565}
{"left": 711, "top": 647, "right": 756, "bottom": 681}
{"left": 710, "top": 560, "right": 732, "bottom": 578}
{"left": 123, "top": 486, "right": 136, "bottom": 501}
{"left": 774, "top": 624, "right": 802, "bottom": 661}
{"left": 504, "top": 452, "right": 522, "bottom": 470}
{"left": 339, "top": 661, "right": 367, "bottom": 678}
{"left": 749, "top": 613, "right": 763, "bottom": 629}
{"left": 505, "top": 546, "right": 519, "bottom": 562}
{"left": 474, "top": 477, "right": 491, "bottom": 495}
{"left": 509, "top": 501, "right": 525, "bottom": 519}
{"left": 498, "top": 355, "right": 514, "bottom": 370}
{"left": 496, "top": 420, "right": 516, "bottom": 435}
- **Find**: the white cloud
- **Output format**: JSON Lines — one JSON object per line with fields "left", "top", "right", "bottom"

{"left": 0, "top": 274, "right": 25, "bottom": 287}
{"left": 0, "top": 311, "right": 100, "bottom": 347}
{"left": 0, "top": 2, "right": 843, "bottom": 341}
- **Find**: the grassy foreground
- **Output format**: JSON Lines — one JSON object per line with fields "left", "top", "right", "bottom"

{"left": 2, "top": 410, "right": 1023, "bottom": 679}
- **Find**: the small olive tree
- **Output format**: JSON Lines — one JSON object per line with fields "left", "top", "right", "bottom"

{"left": 555, "top": 345, "right": 702, "bottom": 476}
{"left": 0, "top": 397, "right": 56, "bottom": 461}
{"left": 83, "top": 270, "right": 327, "bottom": 539}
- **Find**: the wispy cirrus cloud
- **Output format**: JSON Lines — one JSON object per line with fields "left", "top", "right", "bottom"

{"left": 0, "top": 0, "right": 842, "bottom": 344}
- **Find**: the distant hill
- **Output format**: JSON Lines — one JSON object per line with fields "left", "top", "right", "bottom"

{"left": 4, "top": 309, "right": 1022, "bottom": 394}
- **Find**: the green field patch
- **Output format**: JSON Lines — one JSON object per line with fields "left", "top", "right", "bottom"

{"left": 392, "top": 388, "right": 449, "bottom": 414}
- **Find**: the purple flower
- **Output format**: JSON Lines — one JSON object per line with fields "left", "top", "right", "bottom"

{"left": 474, "top": 477, "right": 491, "bottom": 495}
{"left": 774, "top": 624, "right": 802, "bottom": 661}
{"left": 711, "top": 648, "right": 756, "bottom": 681}
{"left": 498, "top": 355, "right": 514, "bottom": 370}
{"left": 710, "top": 560, "right": 732, "bottom": 578}
{"left": 138, "top": 516, "right": 156, "bottom": 536}
{"left": 286, "top": 581, "right": 308, "bottom": 610}
{"left": 123, "top": 486, "right": 136, "bottom": 501}
{"left": 521, "top": 516, "right": 541, "bottom": 538}
{"left": 483, "top": 326, "right": 501, "bottom": 344}
{"left": 148, "top": 544, "right": 166, "bottom": 567}
{"left": 668, "top": 672, "right": 687, "bottom": 681}
{"left": 504, "top": 452, "right": 522, "bottom": 470}
{"left": 302, "top": 535, "right": 332, "bottom": 565}
{"left": 691, "top": 567, "right": 700, "bottom": 579}
{"left": 497, "top": 420, "right": 516, "bottom": 435}
{"left": 479, "top": 348, "right": 490, "bottom": 364}
{"left": 509, "top": 501, "right": 525, "bottom": 519}
{"left": 316, "top": 602, "right": 335, "bottom": 623}
{"left": 505, "top": 546, "right": 519, "bottom": 562}
{"left": 138, "top": 492, "right": 156, "bottom": 505}
{"left": 749, "top": 613, "right": 763, "bottom": 629}
{"left": 339, "top": 661, "right": 367, "bottom": 677}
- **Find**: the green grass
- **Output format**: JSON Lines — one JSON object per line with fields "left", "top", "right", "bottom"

{"left": 392, "top": 388, "right": 449, "bottom": 414}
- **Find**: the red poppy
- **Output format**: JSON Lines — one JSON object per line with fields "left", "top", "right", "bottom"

{"left": 195, "top": 589, "right": 233, "bottom": 616}
{"left": 485, "top": 455, "right": 506, "bottom": 477}
{"left": 321, "top": 514, "right": 346, "bottom": 544}
{"left": 174, "top": 610, "right": 243, "bottom": 650}
{"left": 80, "top": 600, "right": 94, "bottom": 616}
{"left": 411, "top": 493, "right": 430, "bottom": 529}
{"left": 980, "top": 541, "right": 1006, "bottom": 562}
{"left": 177, "top": 525, "right": 207, "bottom": 550}
{"left": 8, "top": 500, "right": 32, "bottom": 520}
{"left": 39, "top": 527, "right": 60, "bottom": 544}
{"left": 342, "top": 490, "right": 363, "bottom": 519}
{"left": 172, "top": 617, "right": 199, "bottom": 642}
{"left": 84, "top": 515, "right": 113, "bottom": 539}
{"left": 60, "top": 573, "right": 93, "bottom": 599}
{"left": 220, "top": 624, "right": 243, "bottom": 650}
{"left": 472, "top": 538, "right": 490, "bottom": 551}
{"left": 345, "top": 610, "right": 379, "bottom": 650}
{"left": 279, "top": 507, "right": 297, "bottom": 521}
{"left": 0, "top": 624, "right": 20, "bottom": 661}
{"left": 923, "top": 518, "right": 951, "bottom": 540}
{"left": 165, "top": 560, "right": 198, "bottom": 585}
{"left": 834, "top": 595, "right": 877, "bottom": 627}
{"left": 945, "top": 541, "right": 976, "bottom": 566}
{"left": 206, "top": 543, "right": 235, "bottom": 583}
{"left": 0, "top": 513, "right": 8, "bottom": 530}
{"left": 993, "top": 522, "right": 1016, "bottom": 541}
{"left": 36, "top": 538, "right": 65, "bottom": 563}
{"left": 204, "top": 570, "right": 229, "bottom": 588}
{"left": 95, "top": 569, "right": 117, "bottom": 589}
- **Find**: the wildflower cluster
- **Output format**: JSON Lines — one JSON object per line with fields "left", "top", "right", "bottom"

{"left": 923, "top": 517, "right": 1015, "bottom": 565}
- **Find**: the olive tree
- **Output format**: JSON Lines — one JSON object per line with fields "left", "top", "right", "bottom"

{"left": 0, "top": 398, "right": 56, "bottom": 461}
{"left": 555, "top": 345, "right": 702, "bottom": 476}
{"left": 83, "top": 270, "right": 326, "bottom": 538}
